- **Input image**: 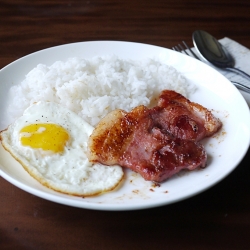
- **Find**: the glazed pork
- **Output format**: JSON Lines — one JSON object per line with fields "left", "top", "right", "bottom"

{"left": 155, "top": 90, "right": 222, "bottom": 141}
{"left": 88, "top": 90, "right": 222, "bottom": 182}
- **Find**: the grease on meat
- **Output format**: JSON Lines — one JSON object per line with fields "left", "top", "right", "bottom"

{"left": 88, "top": 90, "right": 222, "bottom": 182}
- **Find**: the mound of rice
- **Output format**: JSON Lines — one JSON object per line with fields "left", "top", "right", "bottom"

{"left": 7, "top": 55, "right": 195, "bottom": 126}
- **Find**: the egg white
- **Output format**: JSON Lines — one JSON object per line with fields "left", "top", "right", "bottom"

{"left": 0, "top": 101, "right": 124, "bottom": 196}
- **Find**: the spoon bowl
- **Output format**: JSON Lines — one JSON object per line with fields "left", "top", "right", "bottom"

{"left": 192, "top": 30, "right": 250, "bottom": 81}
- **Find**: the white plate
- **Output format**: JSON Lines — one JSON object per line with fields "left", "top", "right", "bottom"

{"left": 1, "top": 41, "right": 250, "bottom": 211}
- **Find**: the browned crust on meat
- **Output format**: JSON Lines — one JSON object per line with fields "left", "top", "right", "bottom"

{"left": 158, "top": 90, "right": 222, "bottom": 137}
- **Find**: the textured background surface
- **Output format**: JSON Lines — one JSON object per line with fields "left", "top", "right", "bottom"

{"left": 1, "top": 0, "right": 250, "bottom": 249}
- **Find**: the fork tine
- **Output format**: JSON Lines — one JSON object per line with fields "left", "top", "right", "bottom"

{"left": 172, "top": 41, "right": 200, "bottom": 60}
{"left": 181, "top": 41, "right": 200, "bottom": 60}
{"left": 172, "top": 46, "right": 180, "bottom": 52}
{"left": 178, "top": 43, "right": 189, "bottom": 56}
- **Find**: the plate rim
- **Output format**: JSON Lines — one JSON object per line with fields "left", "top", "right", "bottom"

{"left": 1, "top": 40, "right": 250, "bottom": 211}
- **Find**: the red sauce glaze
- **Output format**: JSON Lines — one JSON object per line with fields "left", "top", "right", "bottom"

{"left": 88, "top": 90, "right": 222, "bottom": 182}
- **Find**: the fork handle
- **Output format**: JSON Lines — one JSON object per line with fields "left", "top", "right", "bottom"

{"left": 226, "top": 67, "right": 250, "bottom": 81}
{"left": 231, "top": 81, "right": 250, "bottom": 94}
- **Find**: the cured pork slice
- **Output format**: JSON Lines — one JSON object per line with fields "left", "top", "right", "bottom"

{"left": 156, "top": 90, "right": 222, "bottom": 141}
{"left": 88, "top": 90, "right": 222, "bottom": 182}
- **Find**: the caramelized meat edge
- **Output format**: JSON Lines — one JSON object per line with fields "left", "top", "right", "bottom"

{"left": 88, "top": 90, "right": 222, "bottom": 182}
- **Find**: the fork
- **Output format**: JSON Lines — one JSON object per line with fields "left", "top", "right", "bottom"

{"left": 172, "top": 41, "right": 250, "bottom": 93}
{"left": 172, "top": 41, "right": 200, "bottom": 60}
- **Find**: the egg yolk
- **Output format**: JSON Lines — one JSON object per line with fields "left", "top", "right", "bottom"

{"left": 20, "top": 123, "right": 69, "bottom": 153}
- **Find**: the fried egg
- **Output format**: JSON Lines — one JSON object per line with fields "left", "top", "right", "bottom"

{"left": 0, "top": 101, "right": 124, "bottom": 196}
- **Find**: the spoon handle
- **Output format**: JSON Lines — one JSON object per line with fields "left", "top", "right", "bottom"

{"left": 226, "top": 67, "right": 250, "bottom": 81}
{"left": 231, "top": 81, "right": 250, "bottom": 94}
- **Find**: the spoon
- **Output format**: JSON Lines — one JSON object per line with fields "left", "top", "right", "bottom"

{"left": 192, "top": 30, "right": 250, "bottom": 82}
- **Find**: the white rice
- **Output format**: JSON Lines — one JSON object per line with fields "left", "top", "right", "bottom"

{"left": 7, "top": 55, "right": 195, "bottom": 126}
